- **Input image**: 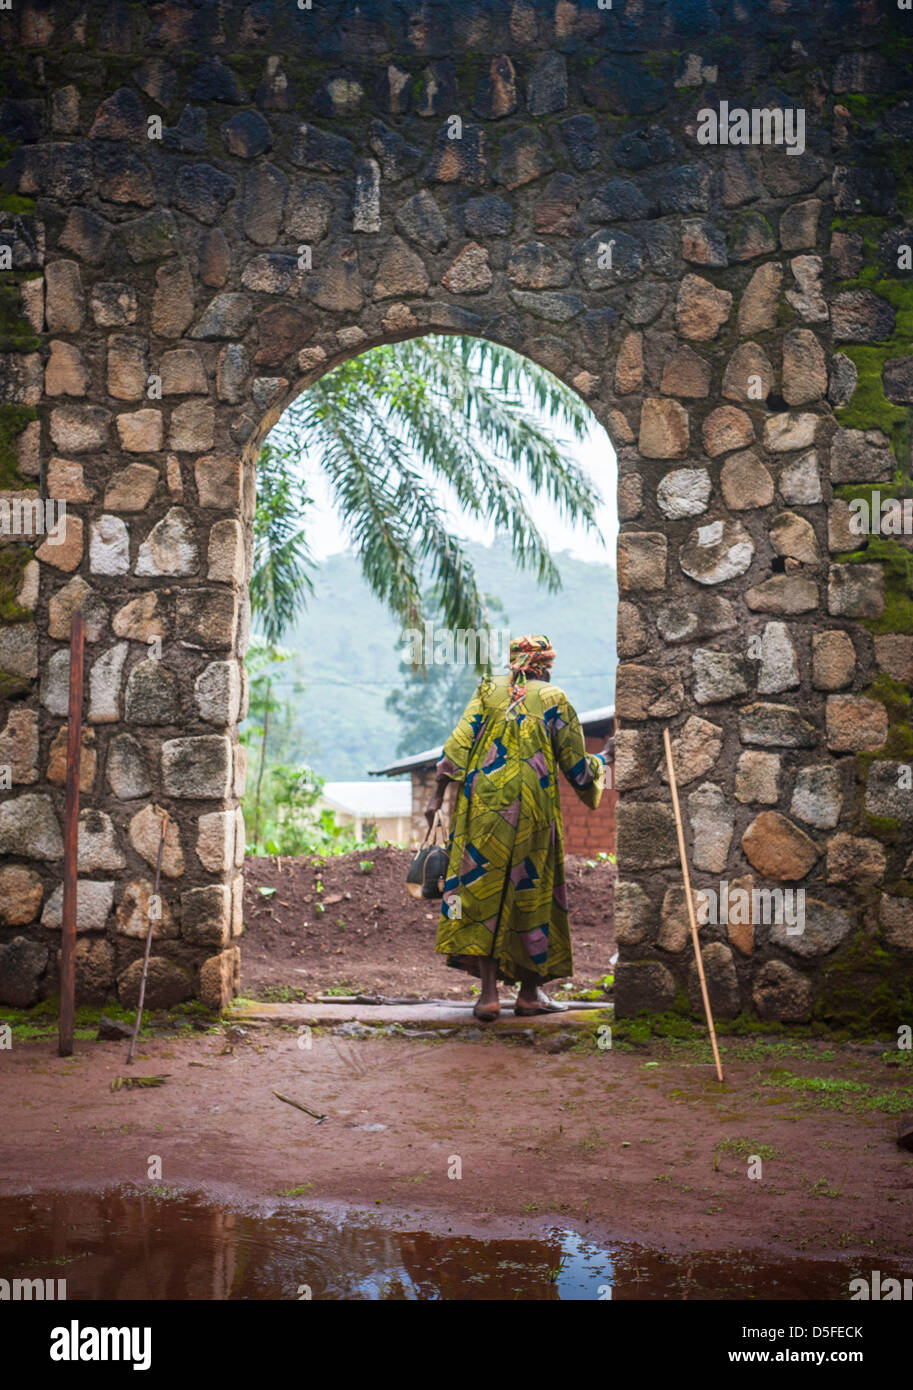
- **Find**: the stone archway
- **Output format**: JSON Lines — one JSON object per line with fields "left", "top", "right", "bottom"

{"left": 1, "top": 0, "right": 912, "bottom": 1024}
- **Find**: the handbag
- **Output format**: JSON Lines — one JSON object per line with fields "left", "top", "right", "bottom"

{"left": 406, "top": 810, "right": 449, "bottom": 900}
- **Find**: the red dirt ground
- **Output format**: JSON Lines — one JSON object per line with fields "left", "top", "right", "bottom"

{"left": 2, "top": 1025, "right": 911, "bottom": 1267}
{"left": 240, "top": 848, "right": 617, "bottom": 1001}
{"left": 2, "top": 851, "right": 911, "bottom": 1272}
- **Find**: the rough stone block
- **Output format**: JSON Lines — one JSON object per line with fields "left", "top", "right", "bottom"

{"left": 197, "top": 811, "right": 235, "bottom": 873}
{"left": 741, "top": 811, "right": 819, "bottom": 880}
{"left": 194, "top": 661, "right": 241, "bottom": 724}
{"left": 199, "top": 946, "right": 240, "bottom": 1010}
{"left": 116, "top": 877, "right": 177, "bottom": 939}
{"left": 0, "top": 865, "right": 44, "bottom": 926}
{"left": 88, "top": 642, "right": 128, "bottom": 723}
{"left": 688, "top": 942, "right": 740, "bottom": 1018}
{"left": 125, "top": 659, "right": 181, "bottom": 725}
{"left": 827, "top": 564, "right": 885, "bottom": 618}
{"left": 195, "top": 454, "right": 242, "bottom": 509}
{"left": 826, "top": 832, "right": 886, "bottom": 885}
{"left": 118, "top": 956, "right": 193, "bottom": 1008}
{"left": 128, "top": 802, "right": 185, "bottom": 877}
{"left": 136, "top": 507, "right": 199, "bottom": 576}
{"left": 865, "top": 762, "right": 913, "bottom": 820}
{"left": 617, "top": 532, "right": 667, "bottom": 591}
{"left": 42, "top": 879, "right": 114, "bottom": 932}
{"left": 106, "top": 733, "right": 152, "bottom": 800}
{"left": 89, "top": 515, "right": 130, "bottom": 575}
{"left": 615, "top": 664, "right": 684, "bottom": 721}
{"left": 735, "top": 751, "right": 781, "bottom": 805}
{"left": 174, "top": 588, "right": 238, "bottom": 649}
{"left": 826, "top": 695, "right": 888, "bottom": 752}
{"left": 616, "top": 801, "right": 679, "bottom": 868}
{"left": 688, "top": 782, "right": 733, "bottom": 873}
{"left": 77, "top": 809, "right": 126, "bottom": 872}
{"left": 162, "top": 735, "right": 232, "bottom": 798}
{"left": 790, "top": 765, "right": 842, "bottom": 829}
{"left": 0, "top": 936, "right": 48, "bottom": 1006}
{"left": 181, "top": 883, "right": 231, "bottom": 947}
{"left": 752, "top": 959, "right": 812, "bottom": 1022}
{"left": 116, "top": 409, "right": 163, "bottom": 453}
{"left": 738, "top": 703, "right": 816, "bottom": 748}
{"left": 613, "top": 959, "right": 677, "bottom": 1015}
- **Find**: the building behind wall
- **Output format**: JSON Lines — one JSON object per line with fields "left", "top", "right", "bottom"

{"left": 373, "top": 706, "right": 616, "bottom": 856}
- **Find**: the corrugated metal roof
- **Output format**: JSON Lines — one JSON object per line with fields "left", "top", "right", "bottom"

{"left": 370, "top": 704, "right": 614, "bottom": 777}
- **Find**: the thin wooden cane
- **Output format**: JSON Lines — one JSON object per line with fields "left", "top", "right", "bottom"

{"left": 58, "top": 609, "right": 84, "bottom": 1059}
{"left": 126, "top": 812, "right": 168, "bottom": 1066}
{"left": 662, "top": 726, "right": 724, "bottom": 1083}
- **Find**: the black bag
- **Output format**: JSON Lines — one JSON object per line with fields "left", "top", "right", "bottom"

{"left": 406, "top": 811, "right": 448, "bottom": 899}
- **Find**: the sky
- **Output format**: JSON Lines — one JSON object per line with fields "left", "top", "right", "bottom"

{"left": 275, "top": 357, "right": 619, "bottom": 565}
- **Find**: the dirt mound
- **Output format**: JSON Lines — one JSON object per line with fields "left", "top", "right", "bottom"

{"left": 241, "top": 847, "right": 616, "bottom": 1002}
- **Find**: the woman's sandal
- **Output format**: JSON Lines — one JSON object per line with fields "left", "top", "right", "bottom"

{"left": 514, "top": 992, "right": 569, "bottom": 1016}
{"left": 473, "top": 1000, "right": 501, "bottom": 1022}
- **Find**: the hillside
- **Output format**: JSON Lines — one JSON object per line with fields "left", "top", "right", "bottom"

{"left": 251, "top": 538, "right": 617, "bottom": 782}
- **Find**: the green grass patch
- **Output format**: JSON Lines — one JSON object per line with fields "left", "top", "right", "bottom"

{"left": 0, "top": 404, "right": 35, "bottom": 489}
{"left": 2, "top": 998, "right": 219, "bottom": 1042}
{"left": 714, "top": 1136, "right": 777, "bottom": 1160}
{"left": 0, "top": 545, "right": 34, "bottom": 622}
{"left": 763, "top": 1067, "right": 913, "bottom": 1115}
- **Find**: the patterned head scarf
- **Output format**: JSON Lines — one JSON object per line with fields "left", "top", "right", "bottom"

{"left": 508, "top": 634, "right": 555, "bottom": 707}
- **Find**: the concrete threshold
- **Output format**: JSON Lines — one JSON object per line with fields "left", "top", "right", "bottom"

{"left": 229, "top": 999, "right": 613, "bottom": 1033}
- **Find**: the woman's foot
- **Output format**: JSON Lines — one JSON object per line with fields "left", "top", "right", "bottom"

{"left": 473, "top": 999, "right": 500, "bottom": 1022}
{"left": 514, "top": 982, "right": 541, "bottom": 1015}
{"left": 473, "top": 957, "right": 500, "bottom": 1021}
{"left": 514, "top": 982, "right": 565, "bottom": 1016}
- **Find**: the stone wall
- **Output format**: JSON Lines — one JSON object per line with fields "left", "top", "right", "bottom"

{"left": 0, "top": 0, "right": 911, "bottom": 1023}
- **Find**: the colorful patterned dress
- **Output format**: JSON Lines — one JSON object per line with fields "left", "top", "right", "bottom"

{"left": 434, "top": 673, "right": 606, "bottom": 985}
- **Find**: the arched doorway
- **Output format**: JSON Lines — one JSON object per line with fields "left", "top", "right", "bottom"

{"left": 238, "top": 330, "right": 618, "bottom": 1004}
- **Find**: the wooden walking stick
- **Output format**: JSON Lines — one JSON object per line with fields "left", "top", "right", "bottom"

{"left": 58, "top": 609, "right": 85, "bottom": 1059}
{"left": 662, "top": 726, "right": 724, "bottom": 1084}
{"left": 126, "top": 811, "right": 169, "bottom": 1066}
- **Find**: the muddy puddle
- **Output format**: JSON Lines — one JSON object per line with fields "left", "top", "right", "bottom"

{"left": 0, "top": 1189, "right": 902, "bottom": 1300}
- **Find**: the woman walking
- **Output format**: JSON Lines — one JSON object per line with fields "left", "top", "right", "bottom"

{"left": 425, "top": 635, "right": 614, "bottom": 1022}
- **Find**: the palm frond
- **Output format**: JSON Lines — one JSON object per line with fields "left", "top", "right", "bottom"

{"left": 253, "top": 336, "right": 609, "bottom": 642}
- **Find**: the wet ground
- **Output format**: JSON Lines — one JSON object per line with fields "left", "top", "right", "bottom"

{"left": 2, "top": 1019, "right": 912, "bottom": 1299}
{"left": 3, "top": 1187, "right": 907, "bottom": 1300}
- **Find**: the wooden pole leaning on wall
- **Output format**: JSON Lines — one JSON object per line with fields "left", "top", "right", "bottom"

{"left": 662, "top": 726, "right": 724, "bottom": 1084}
{"left": 58, "top": 608, "right": 85, "bottom": 1059}
{"left": 126, "top": 811, "right": 168, "bottom": 1067}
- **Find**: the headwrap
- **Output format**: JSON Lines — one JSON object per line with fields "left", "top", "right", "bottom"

{"left": 508, "top": 634, "right": 555, "bottom": 708}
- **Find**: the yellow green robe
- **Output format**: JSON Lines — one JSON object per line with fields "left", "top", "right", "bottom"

{"left": 434, "top": 673, "right": 606, "bottom": 985}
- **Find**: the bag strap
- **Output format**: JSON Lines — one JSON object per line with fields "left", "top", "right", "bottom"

{"left": 418, "top": 809, "right": 447, "bottom": 848}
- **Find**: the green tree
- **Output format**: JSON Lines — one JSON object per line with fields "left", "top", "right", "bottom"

{"left": 250, "top": 444, "right": 316, "bottom": 645}
{"left": 239, "top": 637, "right": 292, "bottom": 844}
{"left": 385, "top": 588, "right": 510, "bottom": 753}
{"left": 250, "top": 336, "right": 598, "bottom": 643}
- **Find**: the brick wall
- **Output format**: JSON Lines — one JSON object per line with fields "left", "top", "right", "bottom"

{"left": 560, "top": 735, "right": 617, "bottom": 858}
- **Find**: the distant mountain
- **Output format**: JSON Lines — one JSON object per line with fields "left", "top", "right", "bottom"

{"left": 252, "top": 537, "right": 617, "bottom": 782}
